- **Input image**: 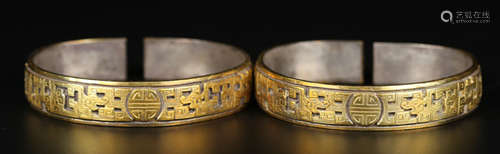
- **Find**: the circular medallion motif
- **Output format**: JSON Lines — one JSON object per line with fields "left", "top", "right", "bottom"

{"left": 126, "top": 89, "right": 162, "bottom": 121}
{"left": 347, "top": 94, "right": 383, "bottom": 126}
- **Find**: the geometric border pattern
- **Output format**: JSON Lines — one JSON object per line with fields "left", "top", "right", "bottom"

{"left": 255, "top": 60, "right": 482, "bottom": 131}
{"left": 25, "top": 62, "right": 252, "bottom": 127}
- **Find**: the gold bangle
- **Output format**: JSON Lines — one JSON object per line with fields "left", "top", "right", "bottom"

{"left": 24, "top": 38, "right": 252, "bottom": 127}
{"left": 255, "top": 40, "right": 482, "bottom": 131}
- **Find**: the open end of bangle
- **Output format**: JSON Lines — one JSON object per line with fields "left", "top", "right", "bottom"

{"left": 262, "top": 40, "right": 474, "bottom": 85}
{"left": 31, "top": 38, "right": 247, "bottom": 81}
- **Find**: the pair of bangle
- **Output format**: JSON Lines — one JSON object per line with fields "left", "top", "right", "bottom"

{"left": 25, "top": 38, "right": 482, "bottom": 131}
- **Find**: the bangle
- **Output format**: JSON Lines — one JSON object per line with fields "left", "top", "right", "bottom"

{"left": 25, "top": 38, "right": 252, "bottom": 127}
{"left": 255, "top": 40, "right": 482, "bottom": 131}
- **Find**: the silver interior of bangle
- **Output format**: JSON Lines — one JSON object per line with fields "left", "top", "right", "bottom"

{"left": 263, "top": 41, "right": 473, "bottom": 85}
{"left": 32, "top": 38, "right": 247, "bottom": 81}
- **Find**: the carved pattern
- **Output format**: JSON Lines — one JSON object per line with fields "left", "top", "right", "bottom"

{"left": 24, "top": 67, "right": 251, "bottom": 123}
{"left": 348, "top": 94, "right": 382, "bottom": 126}
{"left": 255, "top": 68, "right": 482, "bottom": 127}
{"left": 127, "top": 89, "right": 161, "bottom": 121}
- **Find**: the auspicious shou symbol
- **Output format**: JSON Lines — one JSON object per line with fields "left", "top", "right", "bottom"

{"left": 347, "top": 94, "right": 383, "bottom": 126}
{"left": 255, "top": 68, "right": 481, "bottom": 129}
{"left": 126, "top": 89, "right": 162, "bottom": 121}
{"left": 23, "top": 37, "right": 253, "bottom": 127}
{"left": 24, "top": 66, "right": 251, "bottom": 125}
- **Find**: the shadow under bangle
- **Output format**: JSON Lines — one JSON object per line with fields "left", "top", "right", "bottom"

{"left": 255, "top": 40, "right": 482, "bottom": 131}
{"left": 25, "top": 37, "right": 252, "bottom": 127}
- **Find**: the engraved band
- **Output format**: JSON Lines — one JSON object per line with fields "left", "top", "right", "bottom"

{"left": 25, "top": 38, "right": 252, "bottom": 127}
{"left": 255, "top": 40, "right": 482, "bottom": 131}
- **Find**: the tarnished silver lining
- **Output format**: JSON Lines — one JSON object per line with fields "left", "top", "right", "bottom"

{"left": 32, "top": 38, "right": 247, "bottom": 81}
{"left": 263, "top": 40, "right": 473, "bottom": 85}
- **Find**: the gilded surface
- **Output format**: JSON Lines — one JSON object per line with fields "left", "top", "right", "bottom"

{"left": 24, "top": 65, "right": 252, "bottom": 126}
{"left": 255, "top": 66, "right": 482, "bottom": 130}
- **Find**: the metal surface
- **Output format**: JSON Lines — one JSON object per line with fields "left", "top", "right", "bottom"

{"left": 24, "top": 38, "right": 252, "bottom": 127}
{"left": 373, "top": 42, "right": 473, "bottom": 84}
{"left": 33, "top": 39, "right": 127, "bottom": 81}
{"left": 263, "top": 40, "right": 364, "bottom": 84}
{"left": 144, "top": 38, "right": 246, "bottom": 80}
{"left": 16, "top": 102, "right": 487, "bottom": 154}
{"left": 256, "top": 40, "right": 482, "bottom": 131}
